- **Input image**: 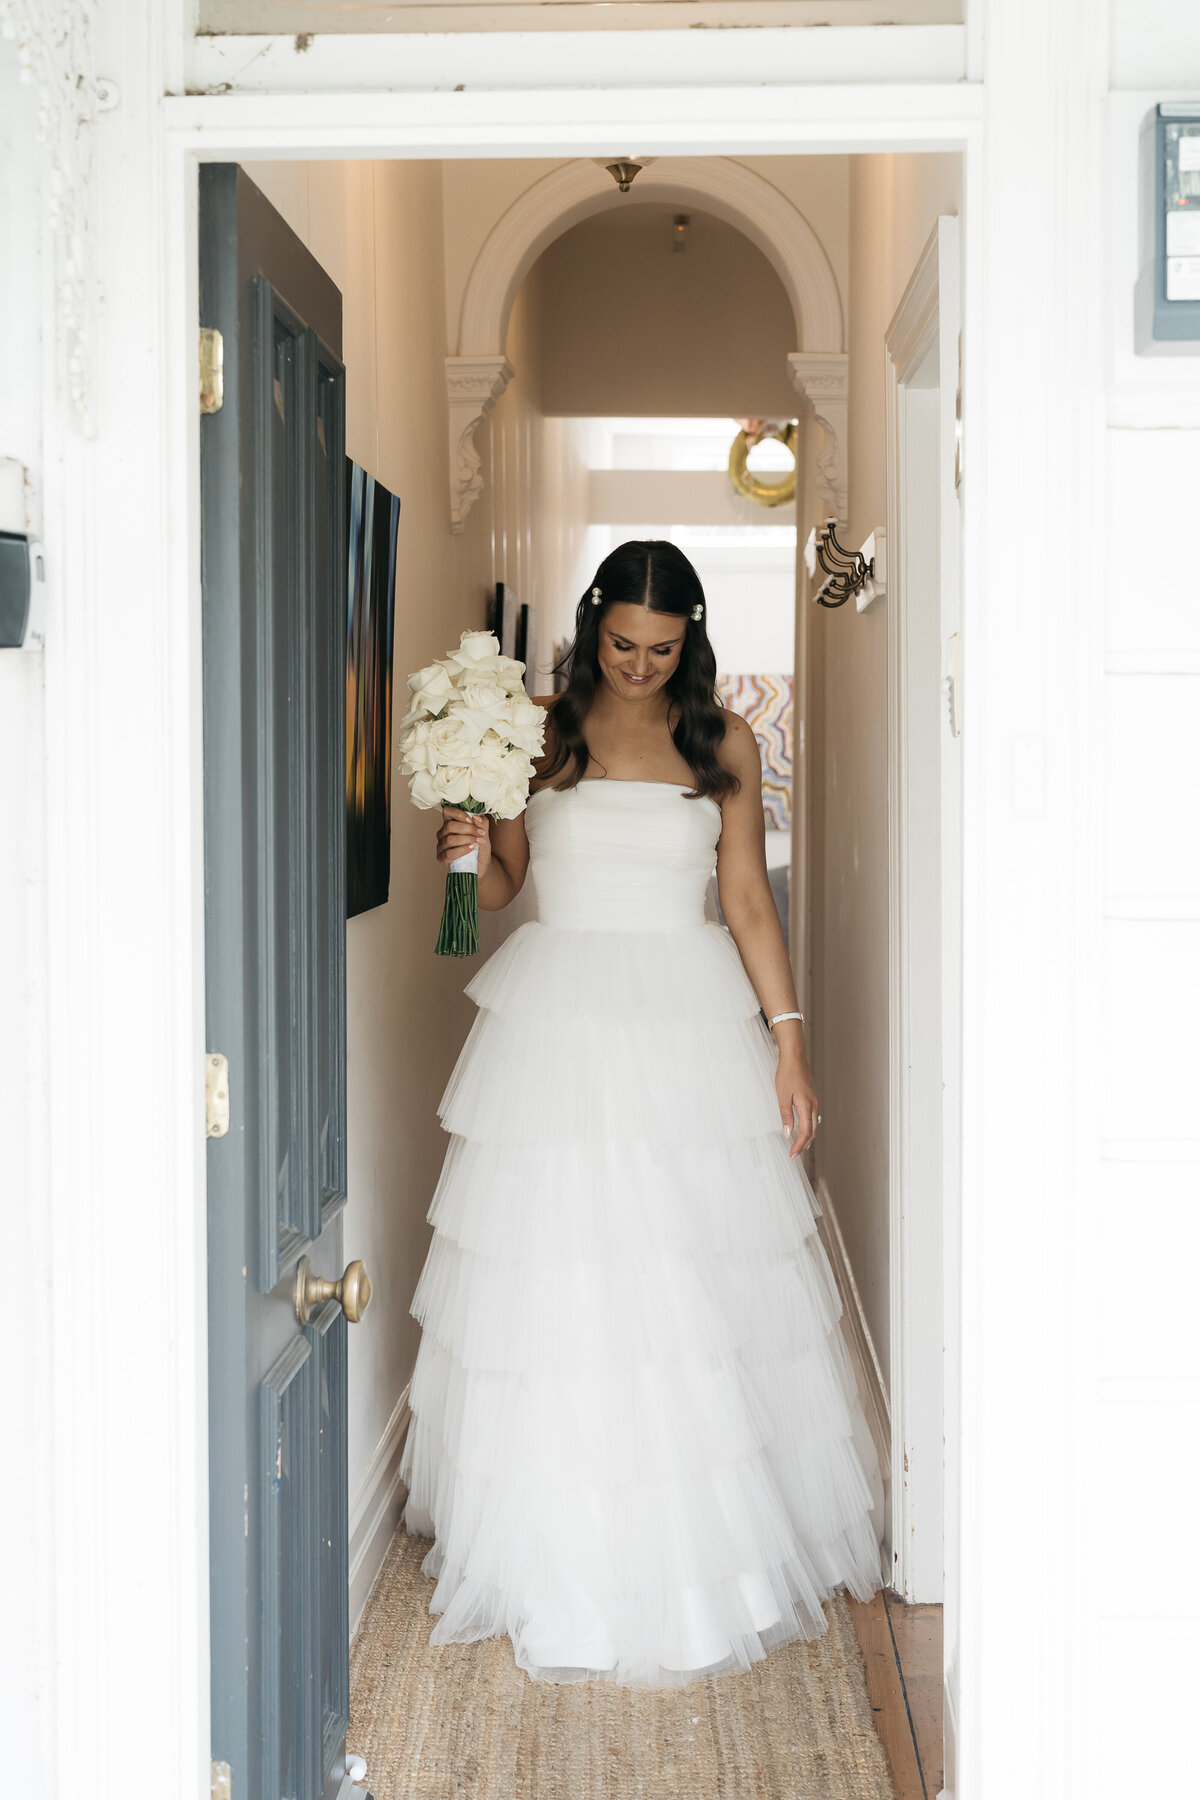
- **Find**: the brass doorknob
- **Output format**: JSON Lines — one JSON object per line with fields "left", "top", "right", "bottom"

{"left": 294, "top": 1255, "right": 372, "bottom": 1326}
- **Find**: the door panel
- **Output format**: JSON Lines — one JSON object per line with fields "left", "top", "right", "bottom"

{"left": 202, "top": 164, "right": 352, "bottom": 1800}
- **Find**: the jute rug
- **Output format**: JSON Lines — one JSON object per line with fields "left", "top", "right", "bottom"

{"left": 348, "top": 1530, "right": 895, "bottom": 1800}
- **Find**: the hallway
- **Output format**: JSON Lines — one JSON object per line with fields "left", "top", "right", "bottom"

{"left": 232, "top": 145, "right": 959, "bottom": 1794}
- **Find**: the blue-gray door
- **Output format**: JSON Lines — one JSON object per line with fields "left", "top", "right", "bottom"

{"left": 201, "top": 165, "right": 362, "bottom": 1800}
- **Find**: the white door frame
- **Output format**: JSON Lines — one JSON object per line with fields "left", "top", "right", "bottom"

{"left": 25, "top": 6, "right": 1111, "bottom": 1792}
{"left": 885, "top": 215, "right": 962, "bottom": 1605}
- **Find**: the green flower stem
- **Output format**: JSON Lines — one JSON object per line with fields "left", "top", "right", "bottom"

{"left": 434, "top": 797, "right": 488, "bottom": 958}
{"left": 435, "top": 872, "right": 479, "bottom": 957}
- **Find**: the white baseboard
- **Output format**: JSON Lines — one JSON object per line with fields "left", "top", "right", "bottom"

{"left": 813, "top": 1177, "right": 892, "bottom": 1484}
{"left": 348, "top": 1381, "right": 411, "bottom": 1637}
{"left": 939, "top": 1662, "right": 958, "bottom": 1800}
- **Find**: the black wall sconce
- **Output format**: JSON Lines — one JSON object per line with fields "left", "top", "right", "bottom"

{"left": 804, "top": 518, "right": 886, "bottom": 611}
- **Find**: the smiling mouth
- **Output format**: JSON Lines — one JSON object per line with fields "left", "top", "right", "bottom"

{"left": 622, "top": 672, "right": 653, "bottom": 685}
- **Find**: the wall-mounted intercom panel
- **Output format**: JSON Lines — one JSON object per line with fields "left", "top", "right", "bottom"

{"left": 0, "top": 531, "right": 46, "bottom": 649}
{"left": 1137, "top": 102, "right": 1200, "bottom": 354}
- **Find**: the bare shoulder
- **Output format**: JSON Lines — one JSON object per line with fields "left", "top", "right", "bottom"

{"left": 530, "top": 693, "right": 560, "bottom": 712}
{"left": 719, "top": 708, "right": 761, "bottom": 781}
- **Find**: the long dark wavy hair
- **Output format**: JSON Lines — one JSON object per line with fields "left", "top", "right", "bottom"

{"left": 540, "top": 539, "right": 738, "bottom": 803}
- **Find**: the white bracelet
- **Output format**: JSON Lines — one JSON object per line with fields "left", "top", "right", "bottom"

{"left": 769, "top": 1011, "right": 805, "bottom": 1028}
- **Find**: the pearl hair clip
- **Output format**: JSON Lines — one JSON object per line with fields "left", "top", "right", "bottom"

{"left": 590, "top": 586, "right": 603, "bottom": 605}
{"left": 690, "top": 604, "right": 704, "bottom": 621}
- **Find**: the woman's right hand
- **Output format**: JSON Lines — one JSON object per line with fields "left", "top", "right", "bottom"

{"left": 437, "top": 807, "right": 491, "bottom": 880}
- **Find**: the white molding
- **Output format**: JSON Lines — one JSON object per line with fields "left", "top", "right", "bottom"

{"left": 445, "top": 353, "right": 513, "bottom": 532}
{"left": 349, "top": 1383, "right": 412, "bottom": 1634}
{"left": 884, "top": 214, "right": 960, "bottom": 1606}
{"left": 813, "top": 1177, "right": 891, "bottom": 1483}
{"left": 0, "top": 0, "right": 101, "bottom": 430}
{"left": 958, "top": 4, "right": 1109, "bottom": 1792}
{"left": 182, "top": 25, "right": 968, "bottom": 93}
{"left": 457, "top": 154, "right": 845, "bottom": 359}
{"left": 161, "top": 82, "right": 982, "bottom": 156}
{"left": 788, "top": 349, "right": 849, "bottom": 522}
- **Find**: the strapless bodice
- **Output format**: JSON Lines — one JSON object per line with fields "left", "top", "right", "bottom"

{"left": 524, "top": 780, "right": 721, "bottom": 932}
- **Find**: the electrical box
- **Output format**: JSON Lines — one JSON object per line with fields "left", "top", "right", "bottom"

{"left": 1137, "top": 103, "right": 1200, "bottom": 354}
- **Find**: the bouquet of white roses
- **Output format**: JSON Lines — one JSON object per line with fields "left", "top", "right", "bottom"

{"left": 399, "top": 630, "right": 546, "bottom": 956}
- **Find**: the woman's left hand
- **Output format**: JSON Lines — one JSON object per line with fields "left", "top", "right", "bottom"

{"left": 777, "top": 1063, "right": 820, "bottom": 1159}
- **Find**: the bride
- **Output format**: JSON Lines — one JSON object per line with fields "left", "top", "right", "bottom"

{"left": 398, "top": 539, "right": 883, "bottom": 1686}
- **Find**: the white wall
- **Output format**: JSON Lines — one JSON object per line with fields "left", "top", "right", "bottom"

{"left": 0, "top": 40, "right": 53, "bottom": 1767}
{"left": 1089, "top": 80, "right": 1200, "bottom": 1797}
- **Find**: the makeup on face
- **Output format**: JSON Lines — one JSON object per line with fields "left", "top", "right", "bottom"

{"left": 597, "top": 603, "right": 686, "bottom": 701}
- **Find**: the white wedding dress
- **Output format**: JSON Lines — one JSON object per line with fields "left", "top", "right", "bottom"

{"left": 398, "top": 779, "right": 883, "bottom": 1686}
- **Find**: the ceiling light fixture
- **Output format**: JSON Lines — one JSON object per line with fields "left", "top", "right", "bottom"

{"left": 605, "top": 160, "right": 645, "bottom": 193}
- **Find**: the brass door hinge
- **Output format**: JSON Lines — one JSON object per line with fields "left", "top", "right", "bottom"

{"left": 206, "top": 1052, "right": 230, "bottom": 1138}
{"left": 211, "top": 1761, "right": 232, "bottom": 1800}
{"left": 200, "top": 328, "right": 224, "bottom": 414}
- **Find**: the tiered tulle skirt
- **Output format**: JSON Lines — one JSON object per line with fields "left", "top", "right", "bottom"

{"left": 398, "top": 919, "right": 883, "bottom": 1686}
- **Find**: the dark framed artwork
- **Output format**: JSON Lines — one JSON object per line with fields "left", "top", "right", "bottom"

{"left": 345, "top": 461, "right": 399, "bottom": 917}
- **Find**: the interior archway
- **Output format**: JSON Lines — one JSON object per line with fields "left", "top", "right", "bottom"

{"left": 457, "top": 155, "right": 845, "bottom": 357}
{"left": 447, "top": 156, "right": 848, "bottom": 531}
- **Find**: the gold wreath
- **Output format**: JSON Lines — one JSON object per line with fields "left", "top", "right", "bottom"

{"left": 727, "top": 420, "right": 798, "bottom": 508}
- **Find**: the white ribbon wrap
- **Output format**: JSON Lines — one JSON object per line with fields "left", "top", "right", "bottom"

{"left": 448, "top": 844, "right": 479, "bottom": 875}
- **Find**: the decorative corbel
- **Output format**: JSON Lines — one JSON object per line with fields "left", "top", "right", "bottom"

{"left": 445, "top": 355, "right": 514, "bottom": 533}
{"left": 788, "top": 351, "right": 849, "bottom": 526}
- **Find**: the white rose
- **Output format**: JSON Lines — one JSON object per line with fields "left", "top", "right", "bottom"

{"left": 489, "top": 778, "right": 528, "bottom": 820}
{"left": 502, "top": 746, "right": 535, "bottom": 784}
{"left": 398, "top": 717, "right": 436, "bottom": 774}
{"left": 428, "top": 714, "right": 475, "bottom": 765}
{"left": 446, "top": 630, "right": 502, "bottom": 671}
{"left": 432, "top": 763, "right": 472, "bottom": 804}
{"left": 491, "top": 657, "right": 529, "bottom": 695}
{"left": 448, "top": 702, "right": 512, "bottom": 753}
{"left": 408, "top": 767, "right": 442, "bottom": 810}
{"left": 456, "top": 675, "right": 515, "bottom": 717}
{"left": 406, "top": 660, "right": 456, "bottom": 715}
{"left": 501, "top": 698, "right": 546, "bottom": 756}
{"left": 465, "top": 736, "right": 507, "bottom": 808}
{"left": 470, "top": 739, "right": 533, "bottom": 817}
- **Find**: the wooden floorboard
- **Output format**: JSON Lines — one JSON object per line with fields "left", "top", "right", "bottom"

{"left": 883, "top": 1593, "right": 943, "bottom": 1795}
{"left": 848, "top": 1590, "right": 943, "bottom": 1800}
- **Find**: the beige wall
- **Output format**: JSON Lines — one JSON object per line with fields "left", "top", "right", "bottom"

{"left": 241, "top": 159, "right": 498, "bottom": 1500}
{"left": 807, "top": 151, "right": 962, "bottom": 1387}
{"left": 534, "top": 203, "right": 799, "bottom": 416}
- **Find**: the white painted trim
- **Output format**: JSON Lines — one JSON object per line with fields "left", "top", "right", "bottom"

{"left": 182, "top": 25, "right": 968, "bottom": 92}
{"left": 446, "top": 353, "right": 514, "bottom": 532}
{"left": 349, "top": 1383, "right": 412, "bottom": 1635}
{"left": 814, "top": 1177, "right": 892, "bottom": 1482}
{"left": 160, "top": 83, "right": 982, "bottom": 157}
{"left": 788, "top": 350, "right": 850, "bottom": 521}
{"left": 456, "top": 155, "right": 844, "bottom": 356}
{"left": 941, "top": 1661, "right": 959, "bottom": 1800}
{"left": 885, "top": 216, "right": 957, "bottom": 1605}
{"left": 957, "top": 6, "right": 1107, "bottom": 1793}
